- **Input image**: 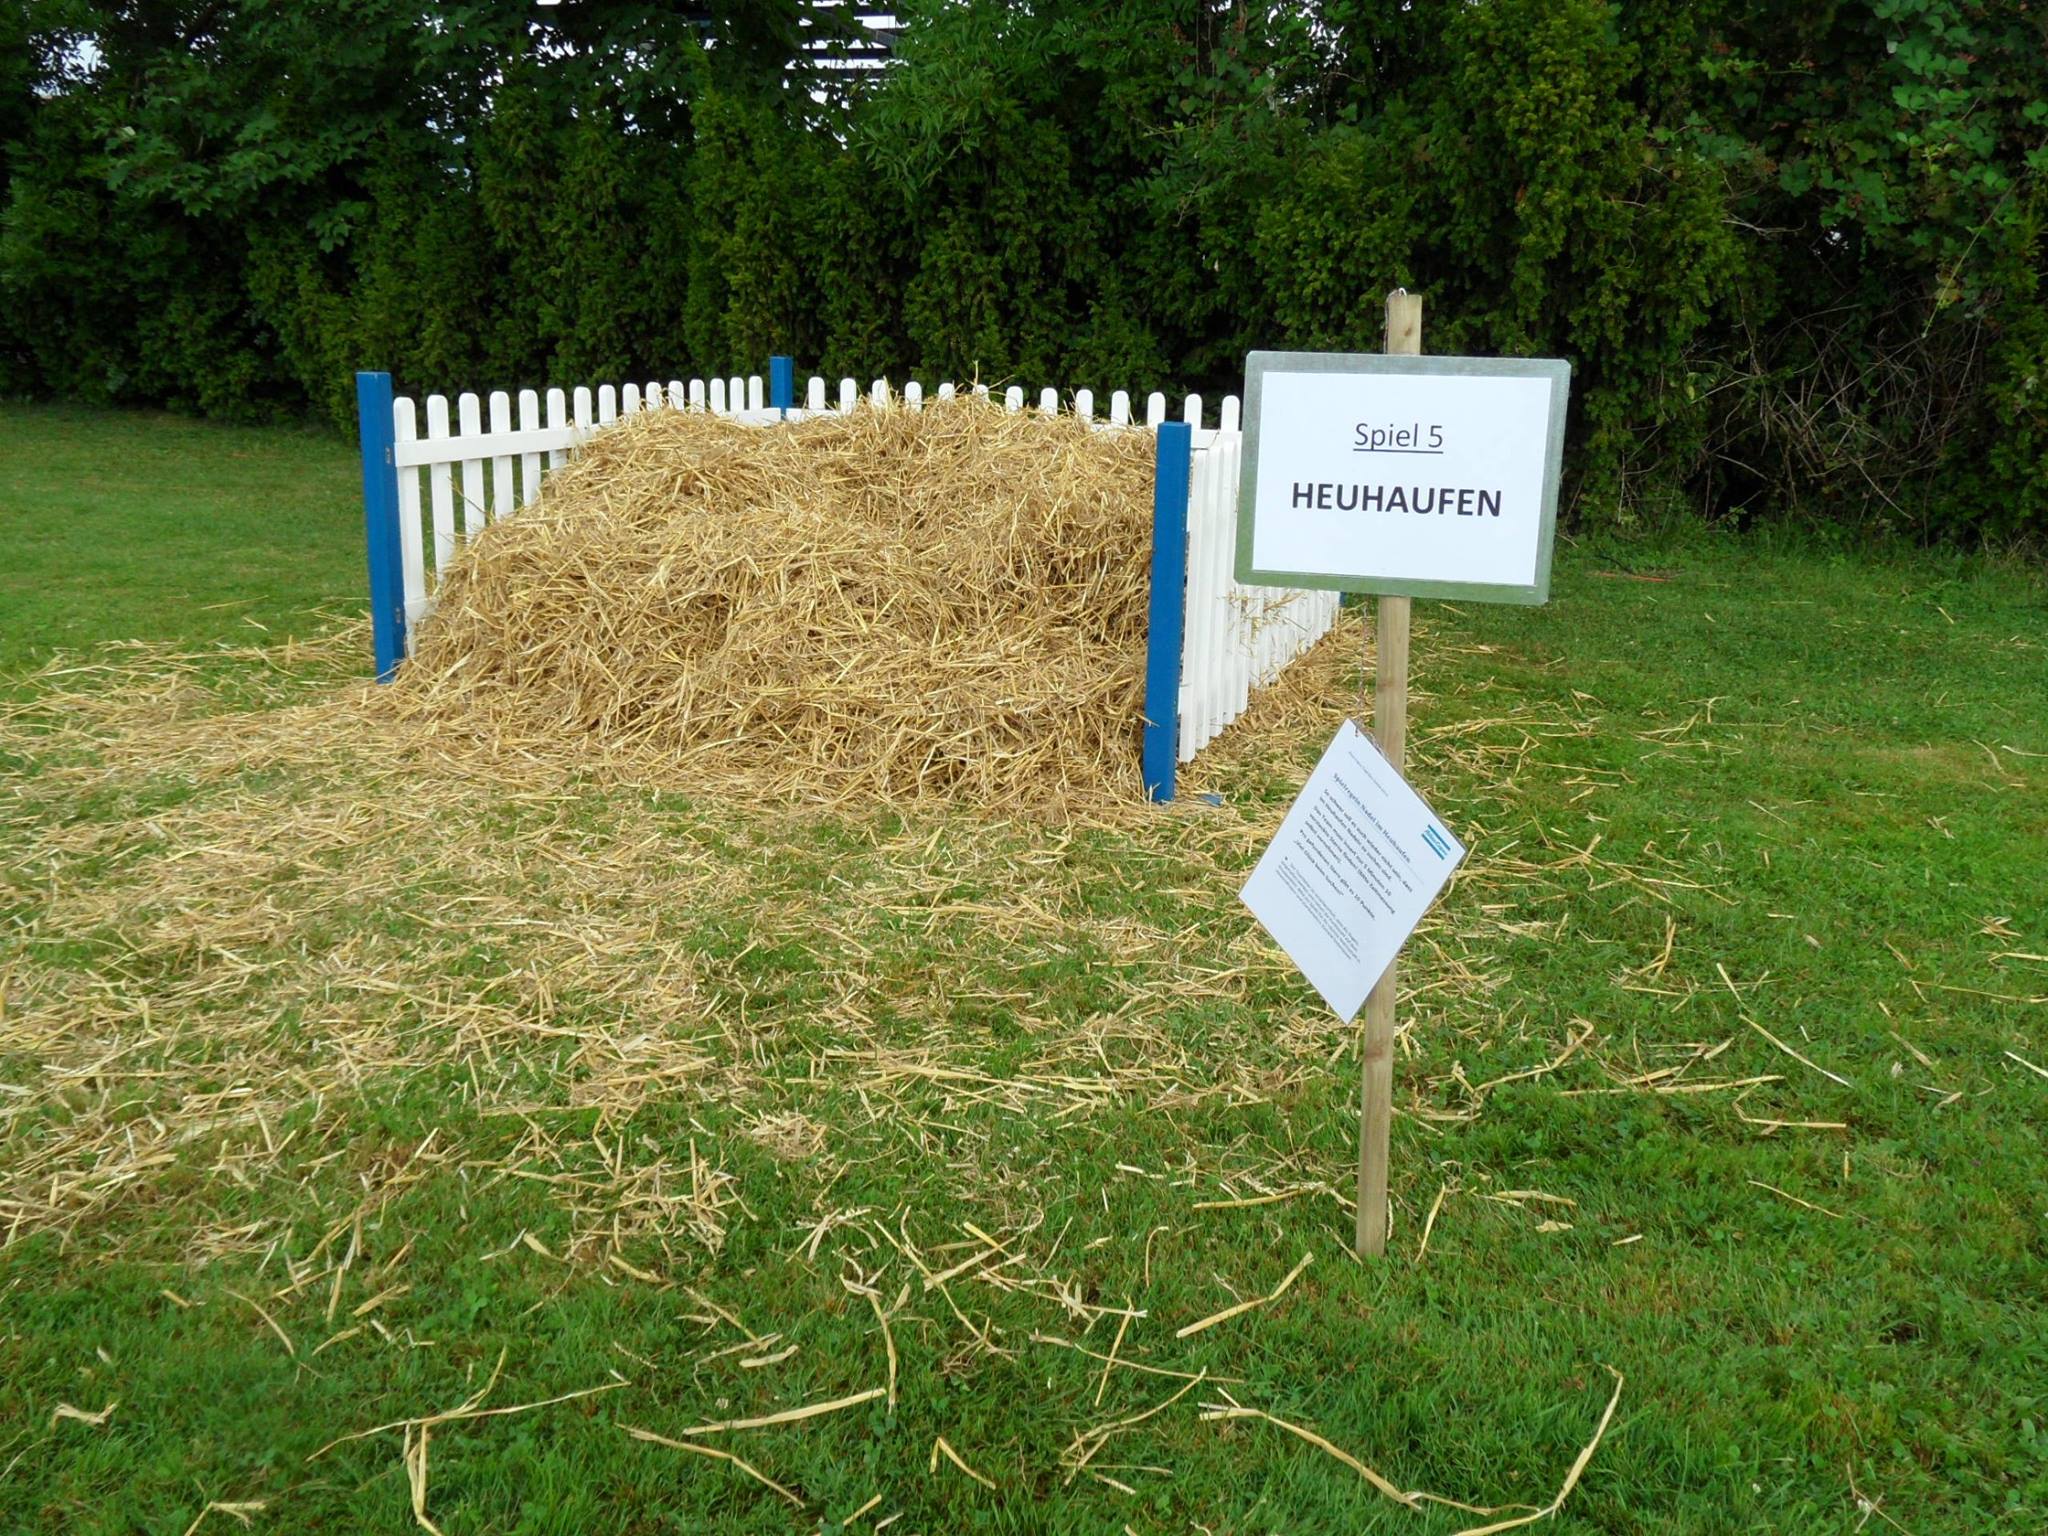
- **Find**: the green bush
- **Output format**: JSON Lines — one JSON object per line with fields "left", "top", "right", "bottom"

{"left": 2, "top": 0, "right": 2042, "bottom": 538}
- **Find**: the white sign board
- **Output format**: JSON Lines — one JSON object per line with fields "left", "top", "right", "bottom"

{"left": 1236, "top": 352, "right": 1570, "bottom": 604}
{"left": 1241, "top": 721, "right": 1467, "bottom": 1022}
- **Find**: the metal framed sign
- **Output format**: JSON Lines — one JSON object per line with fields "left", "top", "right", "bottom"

{"left": 1235, "top": 351, "right": 1571, "bottom": 604}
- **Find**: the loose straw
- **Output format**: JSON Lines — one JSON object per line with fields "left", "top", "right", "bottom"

{"left": 1452, "top": 1367, "right": 1626, "bottom": 1536}
{"left": 678, "top": 1385, "right": 885, "bottom": 1436}
{"left": 622, "top": 1426, "right": 805, "bottom": 1507}
{"left": 1176, "top": 1251, "right": 1313, "bottom": 1338}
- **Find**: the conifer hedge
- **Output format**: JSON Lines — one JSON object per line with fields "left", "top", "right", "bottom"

{"left": 3, "top": 1, "right": 2042, "bottom": 534}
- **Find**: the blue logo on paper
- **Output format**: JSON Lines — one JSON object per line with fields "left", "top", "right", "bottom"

{"left": 1421, "top": 826, "right": 1452, "bottom": 859}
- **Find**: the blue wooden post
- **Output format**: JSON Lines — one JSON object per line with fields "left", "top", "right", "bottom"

{"left": 769, "top": 355, "right": 794, "bottom": 416}
{"left": 355, "top": 371, "right": 407, "bottom": 682}
{"left": 1141, "top": 421, "right": 1193, "bottom": 802}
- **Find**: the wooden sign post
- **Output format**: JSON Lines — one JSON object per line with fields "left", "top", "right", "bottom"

{"left": 1356, "top": 290, "right": 1420, "bottom": 1257}
{"left": 1232, "top": 290, "right": 1571, "bottom": 1260}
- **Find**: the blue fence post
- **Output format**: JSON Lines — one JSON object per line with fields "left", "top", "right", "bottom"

{"left": 1141, "top": 420, "right": 1193, "bottom": 802}
{"left": 355, "top": 371, "right": 407, "bottom": 682}
{"left": 769, "top": 355, "right": 794, "bottom": 417}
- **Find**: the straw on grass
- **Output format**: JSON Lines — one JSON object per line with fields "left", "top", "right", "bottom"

{"left": 1028, "top": 1333, "right": 1224, "bottom": 1384}
{"left": 1063, "top": 1372, "right": 1207, "bottom": 1482}
{"left": 677, "top": 1385, "right": 885, "bottom": 1436}
{"left": 1747, "top": 1179, "right": 1847, "bottom": 1220}
{"left": 1414, "top": 1182, "right": 1454, "bottom": 1264}
{"left": 1200, "top": 1393, "right": 1529, "bottom": 1518}
{"left": 1094, "top": 1310, "right": 1132, "bottom": 1408}
{"left": 842, "top": 1492, "right": 884, "bottom": 1524}
{"left": 622, "top": 1425, "right": 806, "bottom": 1507}
{"left": 930, "top": 1435, "right": 998, "bottom": 1491}
{"left": 1450, "top": 1366, "right": 1625, "bottom": 1536}
{"left": 1732, "top": 1093, "right": 1847, "bottom": 1133}
{"left": 1744, "top": 1017, "right": 1853, "bottom": 1088}
{"left": 225, "top": 1288, "right": 295, "bottom": 1356}
{"left": 1198, "top": 1396, "right": 1421, "bottom": 1509}
{"left": 405, "top": 1421, "right": 442, "bottom": 1536}
{"left": 50, "top": 1400, "right": 118, "bottom": 1429}
{"left": 179, "top": 1500, "right": 266, "bottom": 1536}
{"left": 1175, "top": 1251, "right": 1313, "bottom": 1339}
{"left": 1190, "top": 1185, "right": 1324, "bottom": 1212}
{"left": 309, "top": 1352, "right": 626, "bottom": 1461}
{"left": 866, "top": 1282, "right": 907, "bottom": 1410}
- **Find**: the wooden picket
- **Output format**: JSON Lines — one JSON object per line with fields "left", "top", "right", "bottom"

{"left": 393, "top": 397, "right": 427, "bottom": 627}
{"left": 489, "top": 392, "right": 514, "bottom": 520}
{"left": 381, "top": 369, "right": 1337, "bottom": 764}
{"left": 517, "top": 389, "right": 541, "bottom": 509}
{"left": 456, "top": 393, "right": 485, "bottom": 539}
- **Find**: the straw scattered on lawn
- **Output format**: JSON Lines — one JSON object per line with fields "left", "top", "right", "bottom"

{"left": 308, "top": 1352, "right": 627, "bottom": 1461}
{"left": 1450, "top": 1367, "right": 1625, "bottom": 1536}
{"left": 1414, "top": 1181, "right": 1455, "bottom": 1264}
{"left": 931, "top": 1435, "right": 998, "bottom": 1491}
{"left": 1747, "top": 1180, "right": 1848, "bottom": 1220}
{"left": 1744, "top": 1017, "right": 1854, "bottom": 1089}
{"left": 678, "top": 1386, "right": 885, "bottom": 1437}
{"left": 1062, "top": 1372, "right": 1207, "bottom": 1483}
{"left": 1175, "top": 1250, "right": 1314, "bottom": 1339}
{"left": 50, "top": 1400, "right": 118, "bottom": 1430}
{"left": 1198, "top": 1392, "right": 1526, "bottom": 1518}
{"left": 1198, "top": 1394, "right": 1422, "bottom": 1509}
{"left": 178, "top": 1500, "right": 266, "bottom": 1536}
{"left": 622, "top": 1426, "right": 806, "bottom": 1508}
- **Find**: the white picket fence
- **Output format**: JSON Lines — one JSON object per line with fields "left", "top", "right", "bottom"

{"left": 1171, "top": 421, "right": 1342, "bottom": 763}
{"left": 385, "top": 373, "right": 1339, "bottom": 767}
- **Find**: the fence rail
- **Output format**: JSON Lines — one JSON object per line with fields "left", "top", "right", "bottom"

{"left": 358, "top": 363, "right": 1339, "bottom": 799}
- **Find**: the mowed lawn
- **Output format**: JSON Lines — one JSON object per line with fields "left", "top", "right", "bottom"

{"left": 0, "top": 404, "right": 363, "bottom": 676}
{"left": 1, "top": 406, "right": 2045, "bottom": 1535}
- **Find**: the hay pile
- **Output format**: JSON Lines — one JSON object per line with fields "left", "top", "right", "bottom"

{"left": 390, "top": 398, "right": 1159, "bottom": 805}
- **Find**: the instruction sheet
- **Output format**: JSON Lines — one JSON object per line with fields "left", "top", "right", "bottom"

{"left": 1241, "top": 720, "right": 1466, "bottom": 1021}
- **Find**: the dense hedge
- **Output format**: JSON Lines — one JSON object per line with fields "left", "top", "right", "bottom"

{"left": 3, "top": 1, "right": 2043, "bottom": 535}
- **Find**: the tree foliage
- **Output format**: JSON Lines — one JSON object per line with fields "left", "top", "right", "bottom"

{"left": 2, "top": 0, "right": 2042, "bottom": 535}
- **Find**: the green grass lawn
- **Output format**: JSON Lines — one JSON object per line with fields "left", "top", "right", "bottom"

{"left": 0, "top": 403, "right": 363, "bottom": 676}
{"left": 1, "top": 407, "right": 2044, "bottom": 1535}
